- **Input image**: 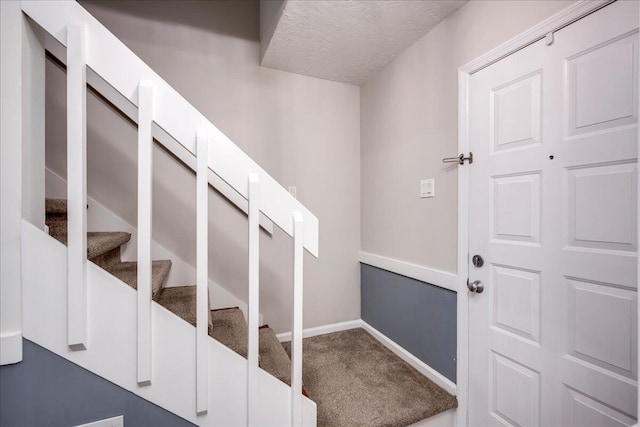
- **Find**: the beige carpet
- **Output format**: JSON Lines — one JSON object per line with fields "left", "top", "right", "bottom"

{"left": 283, "top": 328, "right": 457, "bottom": 427}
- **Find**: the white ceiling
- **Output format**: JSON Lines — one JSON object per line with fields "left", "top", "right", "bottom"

{"left": 260, "top": 0, "right": 467, "bottom": 85}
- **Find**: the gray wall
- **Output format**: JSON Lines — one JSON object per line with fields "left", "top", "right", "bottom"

{"left": 360, "top": 1, "right": 573, "bottom": 274}
{"left": 0, "top": 340, "right": 193, "bottom": 427}
{"left": 361, "top": 264, "right": 457, "bottom": 383}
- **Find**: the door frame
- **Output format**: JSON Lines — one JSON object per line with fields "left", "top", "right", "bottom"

{"left": 454, "top": 1, "right": 616, "bottom": 426}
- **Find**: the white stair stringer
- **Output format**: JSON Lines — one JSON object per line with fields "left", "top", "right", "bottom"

{"left": 21, "top": 220, "right": 317, "bottom": 426}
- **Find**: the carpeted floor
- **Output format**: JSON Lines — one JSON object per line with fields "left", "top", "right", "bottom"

{"left": 283, "top": 328, "right": 457, "bottom": 427}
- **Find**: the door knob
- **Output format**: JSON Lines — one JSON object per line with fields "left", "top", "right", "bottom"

{"left": 467, "top": 279, "right": 484, "bottom": 294}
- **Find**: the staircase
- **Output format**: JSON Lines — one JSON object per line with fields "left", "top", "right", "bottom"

{"left": 46, "top": 198, "right": 294, "bottom": 388}
{"left": 10, "top": 0, "right": 319, "bottom": 425}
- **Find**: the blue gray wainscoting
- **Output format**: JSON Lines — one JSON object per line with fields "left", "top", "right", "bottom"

{"left": 361, "top": 263, "right": 457, "bottom": 383}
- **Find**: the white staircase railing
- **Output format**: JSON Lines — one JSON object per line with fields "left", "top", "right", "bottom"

{"left": 196, "top": 129, "right": 210, "bottom": 415}
{"left": 136, "top": 79, "right": 154, "bottom": 385}
{"left": 20, "top": 1, "right": 319, "bottom": 425}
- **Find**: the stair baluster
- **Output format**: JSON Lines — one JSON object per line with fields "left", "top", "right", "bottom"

{"left": 137, "top": 80, "right": 154, "bottom": 384}
{"left": 247, "top": 174, "right": 260, "bottom": 426}
{"left": 196, "top": 130, "right": 210, "bottom": 414}
{"left": 66, "top": 23, "right": 88, "bottom": 350}
{"left": 291, "top": 212, "right": 304, "bottom": 426}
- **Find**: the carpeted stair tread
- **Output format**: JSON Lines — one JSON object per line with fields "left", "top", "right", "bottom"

{"left": 87, "top": 232, "right": 131, "bottom": 259}
{"left": 108, "top": 260, "right": 172, "bottom": 300}
{"left": 45, "top": 198, "right": 67, "bottom": 215}
{"left": 156, "top": 286, "right": 213, "bottom": 332}
{"left": 50, "top": 231, "right": 131, "bottom": 260}
{"left": 282, "top": 328, "right": 458, "bottom": 427}
{"left": 210, "top": 307, "right": 248, "bottom": 358}
{"left": 259, "top": 326, "right": 291, "bottom": 386}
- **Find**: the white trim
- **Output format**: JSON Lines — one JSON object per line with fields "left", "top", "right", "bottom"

{"left": 136, "top": 79, "right": 153, "bottom": 385}
{"left": 247, "top": 173, "right": 260, "bottom": 427}
{"left": 291, "top": 211, "right": 304, "bottom": 427}
{"left": 276, "top": 319, "right": 362, "bottom": 342}
{"left": 456, "top": 2, "right": 612, "bottom": 427}
{"left": 361, "top": 321, "right": 456, "bottom": 396}
{"left": 66, "top": 23, "right": 88, "bottom": 350}
{"left": 196, "top": 130, "right": 209, "bottom": 414}
{"left": 455, "top": 69, "right": 470, "bottom": 427}
{"left": 76, "top": 415, "right": 124, "bottom": 427}
{"left": 0, "top": 332, "right": 23, "bottom": 365}
{"left": 460, "top": 0, "right": 612, "bottom": 74}
{"left": 637, "top": 1, "right": 640, "bottom": 419}
{"left": 408, "top": 409, "right": 455, "bottom": 427}
{"left": 1, "top": 1, "right": 23, "bottom": 366}
{"left": 359, "top": 251, "right": 457, "bottom": 292}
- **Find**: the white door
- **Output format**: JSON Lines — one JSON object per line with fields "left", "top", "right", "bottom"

{"left": 468, "top": 2, "right": 639, "bottom": 426}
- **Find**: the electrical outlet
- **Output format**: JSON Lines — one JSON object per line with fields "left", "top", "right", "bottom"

{"left": 420, "top": 179, "right": 435, "bottom": 198}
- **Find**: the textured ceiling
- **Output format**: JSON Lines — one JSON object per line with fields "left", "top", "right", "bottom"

{"left": 260, "top": 0, "right": 467, "bottom": 85}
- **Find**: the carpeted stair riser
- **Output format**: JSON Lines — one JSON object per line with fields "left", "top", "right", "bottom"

{"left": 91, "top": 246, "right": 123, "bottom": 271}
{"left": 209, "top": 309, "right": 296, "bottom": 388}
{"left": 45, "top": 198, "right": 67, "bottom": 215}
{"left": 108, "top": 260, "right": 172, "bottom": 301}
{"left": 210, "top": 307, "right": 248, "bottom": 358}
{"left": 44, "top": 199, "right": 73, "bottom": 243}
{"left": 259, "top": 326, "right": 292, "bottom": 387}
{"left": 45, "top": 213, "right": 67, "bottom": 243}
{"left": 156, "top": 286, "right": 213, "bottom": 333}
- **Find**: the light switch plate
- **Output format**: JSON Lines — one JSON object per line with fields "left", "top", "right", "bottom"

{"left": 420, "top": 179, "right": 435, "bottom": 198}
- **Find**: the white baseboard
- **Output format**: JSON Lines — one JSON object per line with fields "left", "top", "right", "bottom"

{"left": 0, "top": 331, "right": 23, "bottom": 365}
{"left": 409, "top": 409, "right": 456, "bottom": 427}
{"left": 77, "top": 415, "right": 124, "bottom": 427}
{"left": 359, "top": 251, "right": 458, "bottom": 292}
{"left": 360, "top": 320, "right": 457, "bottom": 396}
{"left": 276, "top": 318, "right": 457, "bottom": 397}
{"left": 276, "top": 319, "right": 362, "bottom": 342}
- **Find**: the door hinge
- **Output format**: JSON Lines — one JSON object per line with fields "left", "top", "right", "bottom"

{"left": 442, "top": 152, "right": 473, "bottom": 165}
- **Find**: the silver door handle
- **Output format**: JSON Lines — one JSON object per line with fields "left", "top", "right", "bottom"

{"left": 467, "top": 279, "right": 484, "bottom": 293}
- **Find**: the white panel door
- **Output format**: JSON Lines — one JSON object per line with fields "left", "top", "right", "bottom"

{"left": 468, "top": 2, "right": 638, "bottom": 426}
